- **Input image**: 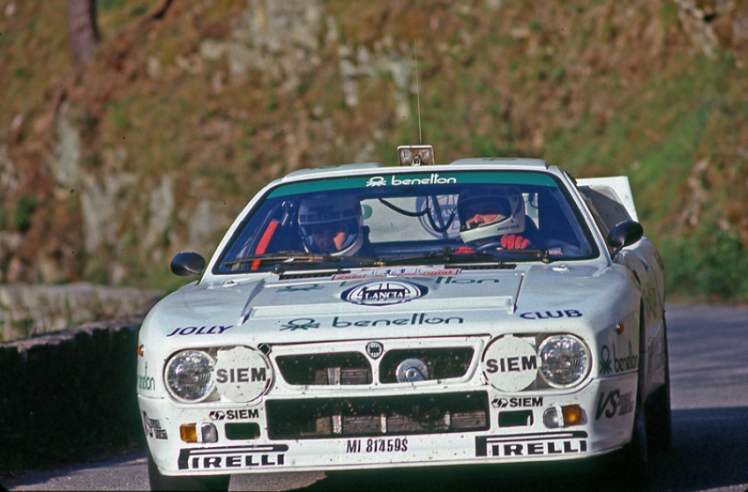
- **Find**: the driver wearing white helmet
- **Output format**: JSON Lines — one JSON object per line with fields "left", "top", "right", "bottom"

{"left": 457, "top": 186, "right": 533, "bottom": 250}
{"left": 298, "top": 196, "right": 369, "bottom": 256}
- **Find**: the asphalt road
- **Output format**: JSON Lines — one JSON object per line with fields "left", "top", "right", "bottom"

{"left": 3, "top": 303, "right": 748, "bottom": 492}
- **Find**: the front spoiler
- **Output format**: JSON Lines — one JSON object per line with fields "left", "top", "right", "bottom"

{"left": 139, "top": 372, "right": 637, "bottom": 477}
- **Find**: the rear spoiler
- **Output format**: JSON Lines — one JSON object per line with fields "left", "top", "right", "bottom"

{"left": 576, "top": 176, "right": 639, "bottom": 223}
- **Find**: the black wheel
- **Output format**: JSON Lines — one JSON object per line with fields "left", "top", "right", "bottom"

{"left": 645, "top": 318, "right": 672, "bottom": 451}
{"left": 624, "top": 389, "right": 649, "bottom": 470}
{"left": 148, "top": 450, "right": 230, "bottom": 491}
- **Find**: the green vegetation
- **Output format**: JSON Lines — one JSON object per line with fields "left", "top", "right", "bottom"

{"left": 13, "top": 196, "right": 38, "bottom": 232}
{"left": 663, "top": 228, "right": 748, "bottom": 301}
{"left": 0, "top": 0, "right": 747, "bottom": 302}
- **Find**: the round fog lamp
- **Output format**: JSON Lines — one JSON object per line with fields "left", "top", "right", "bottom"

{"left": 166, "top": 350, "right": 216, "bottom": 402}
{"left": 396, "top": 358, "right": 429, "bottom": 382}
{"left": 538, "top": 335, "right": 590, "bottom": 388}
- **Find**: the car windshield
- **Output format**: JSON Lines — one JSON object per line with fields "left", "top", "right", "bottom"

{"left": 214, "top": 170, "right": 598, "bottom": 274}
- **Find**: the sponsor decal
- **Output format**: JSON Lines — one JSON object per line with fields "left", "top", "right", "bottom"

{"left": 482, "top": 336, "right": 539, "bottom": 392}
{"left": 365, "top": 173, "right": 457, "bottom": 187}
{"left": 138, "top": 362, "right": 155, "bottom": 391}
{"left": 366, "top": 176, "right": 387, "bottom": 187}
{"left": 475, "top": 431, "right": 588, "bottom": 458}
{"left": 280, "top": 318, "right": 320, "bottom": 331}
{"left": 332, "top": 267, "right": 460, "bottom": 281}
{"left": 595, "top": 390, "right": 634, "bottom": 420}
{"left": 279, "top": 313, "right": 464, "bottom": 331}
{"left": 178, "top": 445, "right": 288, "bottom": 470}
{"left": 143, "top": 411, "right": 168, "bottom": 440}
{"left": 276, "top": 284, "right": 323, "bottom": 292}
{"left": 342, "top": 281, "right": 427, "bottom": 306}
{"left": 166, "top": 325, "right": 233, "bottom": 337}
{"left": 434, "top": 276, "right": 500, "bottom": 284}
{"left": 519, "top": 310, "right": 583, "bottom": 320}
{"left": 366, "top": 341, "right": 384, "bottom": 359}
{"left": 485, "top": 355, "right": 538, "bottom": 374}
{"left": 346, "top": 438, "right": 408, "bottom": 453}
{"left": 215, "top": 368, "right": 268, "bottom": 384}
{"left": 214, "top": 347, "right": 273, "bottom": 403}
{"left": 332, "top": 313, "right": 463, "bottom": 327}
{"left": 209, "top": 409, "right": 260, "bottom": 421}
{"left": 644, "top": 281, "right": 658, "bottom": 320}
{"left": 649, "top": 332, "right": 666, "bottom": 371}
{"left": 599, "top": 341, "right": 638, "bottom": 375}
{"left": 334, "top": 276, "right": 501, "bottom": 286}
{"left": 493, "top": 397, "right": 544, "bottom": 409}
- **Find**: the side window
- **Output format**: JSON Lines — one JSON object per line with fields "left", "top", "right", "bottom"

{"left": 578, "top": 185, "right": 633, "bottom": 251}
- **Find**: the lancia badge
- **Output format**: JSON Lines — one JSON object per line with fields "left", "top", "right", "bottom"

{"left": 366, "top": 342, "right": 384, "bottom": 359}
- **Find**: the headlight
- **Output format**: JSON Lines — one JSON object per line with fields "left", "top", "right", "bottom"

{"left": 538, "top": 335, "right": 591, "bottom": 388}
{"left": 165, "top": 350, "right": 216, "bottom": 402}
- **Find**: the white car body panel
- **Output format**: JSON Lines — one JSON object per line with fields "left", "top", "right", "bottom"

{"left": 137, "top": 158, "right": 667, "bottom": 478}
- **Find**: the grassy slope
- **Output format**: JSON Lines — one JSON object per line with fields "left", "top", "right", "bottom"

{"left": 1, "top": 0, "right": 747, "bottom": 300}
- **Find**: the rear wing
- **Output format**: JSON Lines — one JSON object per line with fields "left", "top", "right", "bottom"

{"left": 576, "top": 176, "right": 639, "bottom": 231}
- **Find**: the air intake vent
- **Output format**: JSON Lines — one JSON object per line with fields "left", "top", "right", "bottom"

{"left": 266, "top": 392, "right": 489, "bottom": 439}
{"left": 276, "top": 353, "right": 372, "bottom": 385}
{"left": 379, "top": 348, "right": 474, "bottom": 383}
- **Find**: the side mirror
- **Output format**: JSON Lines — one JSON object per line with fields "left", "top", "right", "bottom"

{"left": 170, "top": 252, "right": 206, "bottom": 276}
{"left": 606, "top": 220, "right": 644, "bottom": 260}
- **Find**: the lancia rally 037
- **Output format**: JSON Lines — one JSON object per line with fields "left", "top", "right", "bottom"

{"left": 137, "top": 145, "right": 671, "bottom": 490}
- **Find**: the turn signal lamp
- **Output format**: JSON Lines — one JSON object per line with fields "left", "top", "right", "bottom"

{"left": 543, "top": 404, "right": 584, "bottom": 429}
{"left": 562, "top": 405, "right": 583, "bottom": 426}
{"left": 180, "top": 423, "right": 218, "bottom": 443}
{"left": 180, "top": 424, "right": 198, "bottom": 442}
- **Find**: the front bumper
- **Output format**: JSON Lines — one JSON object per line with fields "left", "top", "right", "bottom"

{"left": 139, "top": 371, "right": 636, "bottom": 476}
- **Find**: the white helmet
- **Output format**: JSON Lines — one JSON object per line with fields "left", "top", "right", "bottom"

{"left": 298, "top": 196, "right": 364, "bottom": 256}
{"left": 457, "top": 186, "right": 526, "bottom": 245}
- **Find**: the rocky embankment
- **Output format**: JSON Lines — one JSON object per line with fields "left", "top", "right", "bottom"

{"left": 0, "top": 282, "right": 161, "bottom": 342}
{"left": 0, "top": 283, "right": 162, "bottom": 473}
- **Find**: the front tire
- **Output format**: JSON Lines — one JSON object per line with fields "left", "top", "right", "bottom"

{"left": 148, "top": 451, "right": 230, "bottom": 491}
{"left": 645, "top": 318, "right": 672, "bottom": 451}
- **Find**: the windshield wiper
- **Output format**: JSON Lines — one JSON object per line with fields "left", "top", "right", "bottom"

{"left": 224, "top": 252, "right": 380, "bottom": 268}
{"left": 380, "top": 247, "right": 500, "bottom": 266}
{"left": 381, "top": 247, "right": 553, "bottom": 266}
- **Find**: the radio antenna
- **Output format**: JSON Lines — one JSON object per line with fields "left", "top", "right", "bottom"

{"left": 415, "top": 41, "right": 422, "bottom": 144}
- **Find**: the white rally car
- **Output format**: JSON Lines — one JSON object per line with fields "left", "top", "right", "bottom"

{"left": 137, "top": 145, "right": 670, "bottom": 490}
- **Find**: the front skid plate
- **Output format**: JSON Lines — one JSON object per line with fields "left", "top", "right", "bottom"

{"left": 139, "top": 373, "right": 636, "bottom": 476}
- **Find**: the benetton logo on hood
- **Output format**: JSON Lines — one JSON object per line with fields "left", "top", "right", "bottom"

{"left": 366, "top": 174, "right": 457, "bottom": 187}
{"left": 342, "top": 281, "right": 427, "bottom": 306}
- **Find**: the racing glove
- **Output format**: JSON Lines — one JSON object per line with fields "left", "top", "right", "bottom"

{"left": 501, "top": 234, "right": 530, "bottom": 250}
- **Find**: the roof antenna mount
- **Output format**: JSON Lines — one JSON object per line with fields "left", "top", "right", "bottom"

{"left": 415, "top": 41, "right": 422, "bottom": 145}
{"left": 397, "top": 41, "right": 435, "bottom": 167}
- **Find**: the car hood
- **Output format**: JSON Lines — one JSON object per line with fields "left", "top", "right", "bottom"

{"left": 141, "top": 263, "right": 637, "bottom": 350}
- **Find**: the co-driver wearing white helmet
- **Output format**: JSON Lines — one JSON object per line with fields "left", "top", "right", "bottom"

{"left": 457, "top": 186, "right": 533, "bottom": 250}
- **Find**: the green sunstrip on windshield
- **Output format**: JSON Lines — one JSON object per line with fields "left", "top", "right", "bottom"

{"left": 268, "top": 171, "right": 557, "bottom": 198}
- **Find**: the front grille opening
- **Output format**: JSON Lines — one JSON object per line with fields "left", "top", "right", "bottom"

{"left": 266, "top": 392, "right": 488, "bottom": 439}
{"left": 276, "top": 352, "right": 372, "bottom": 385}
{"left": 379, "top": 348, "right": 474, "bottom": 383}
{"left": 225, "top": 423, "right": 260, "bottom": 440}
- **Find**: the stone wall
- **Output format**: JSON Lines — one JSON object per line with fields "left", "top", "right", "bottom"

{"left": 0, "top": 283, "right": 161, "bottom": 342}
{"left": 0, "top": 317, "right": 146, "bottom": 473}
